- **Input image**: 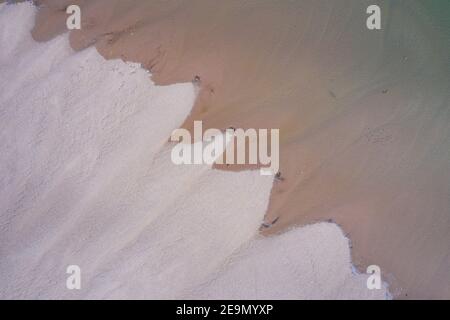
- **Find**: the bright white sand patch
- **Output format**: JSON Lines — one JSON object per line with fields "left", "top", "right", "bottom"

{"left": 193, "top": 223, "right": 388, "bottom": 300}
{"left": 0, "top": 3, "right": 388, "bottom": 299}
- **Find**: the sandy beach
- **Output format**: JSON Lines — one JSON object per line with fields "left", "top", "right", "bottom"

{"left": 1, "top": 0, "right": 449, "bottom": 299}
{"left": 0, "top": 2, "right": 393, "bottom": 299}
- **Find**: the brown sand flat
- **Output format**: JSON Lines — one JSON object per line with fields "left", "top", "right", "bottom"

{"left": 30, "top": 0, "right": 450, "bottom": 298}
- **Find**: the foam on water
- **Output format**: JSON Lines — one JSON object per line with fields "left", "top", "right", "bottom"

{"left": 0, "top": 3, "right": 388, "bottom": 299}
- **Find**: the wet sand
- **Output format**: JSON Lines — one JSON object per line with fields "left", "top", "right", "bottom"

{"left": 30, "top": 0, "right": 450, "bottom": 298}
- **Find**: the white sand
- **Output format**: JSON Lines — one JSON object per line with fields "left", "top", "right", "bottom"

{"left": 192, "top": 223, "right": 388, "bottom": 300}
{"left": 0, "top": 3, "right": 388, "bottom": 299}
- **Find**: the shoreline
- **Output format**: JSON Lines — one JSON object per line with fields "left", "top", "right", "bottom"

{"left": 0, "top": 3, "right": 390, "bottom": 299}
{"left": 27, "top": 0, "right": 450, "bottom": 299}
